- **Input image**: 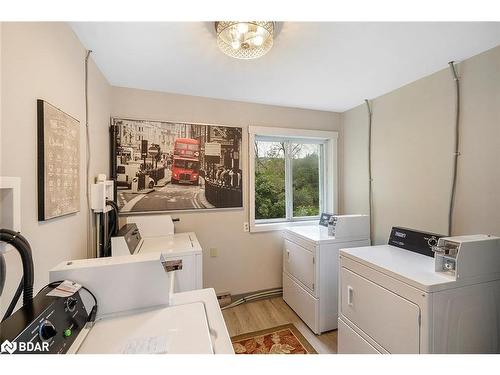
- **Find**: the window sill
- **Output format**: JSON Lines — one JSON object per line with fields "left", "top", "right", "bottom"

{"left": 250, "top": 220, "right": 319, "bottom": 233}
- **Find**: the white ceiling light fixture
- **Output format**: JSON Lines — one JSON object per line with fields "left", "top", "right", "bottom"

{"left": 215, "top": 21, "right": 274, "bottom": 60}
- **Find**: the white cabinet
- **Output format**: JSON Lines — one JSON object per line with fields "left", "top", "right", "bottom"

{"left": 282, "top": 224, "right": 369, "bottom": 334}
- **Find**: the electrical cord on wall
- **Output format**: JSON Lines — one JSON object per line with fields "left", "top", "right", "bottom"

{"left": 104, "top": 199, "right": 120, "bottom": 257}
{"left": 85, "top": 50, "right": 93, "bottom": 258}
{"left": 365, "top": 99, "right": 374, "bottom": 244}
{"left": 220, "top": 288, "right": 283, "bottom": 310}
{"left": 105, "top": 199, "right": 120, "bottom": 236}
{"left": 448, "top": 61, "right": 461, "bottom": 236}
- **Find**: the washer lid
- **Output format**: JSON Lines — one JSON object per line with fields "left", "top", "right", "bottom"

{"left": 138, "top": 232, "right": 202, "bottom": 255}
{"left": 77, "top": 302, "right": 213, "bottom": 354}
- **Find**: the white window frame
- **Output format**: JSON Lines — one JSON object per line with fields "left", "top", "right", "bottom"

{"left": 249, "top": 126, "right": 338, "bottom": 233}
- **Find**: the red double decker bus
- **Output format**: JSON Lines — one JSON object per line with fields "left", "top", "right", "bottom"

{"left": 171, "top": 138, "right": 200, "bottom": 185}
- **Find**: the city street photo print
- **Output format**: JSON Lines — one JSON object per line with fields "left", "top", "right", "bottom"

{"left": 111, "top": 118, "right": 243, "bottom": 213}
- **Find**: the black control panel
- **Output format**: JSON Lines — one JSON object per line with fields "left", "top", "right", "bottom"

{"left": 0, "top": 286, "right": 89, "bottom": 354}
{"left": 388, "top": 226, "right": 444, "bottom": 258}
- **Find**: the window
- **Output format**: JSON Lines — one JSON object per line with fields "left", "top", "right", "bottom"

{"left": 291, "top": 142, "right": 322, "bottom": 218}
{"left": 249, "top": 126, "right": 338, "bottom": 232}
{"left": 173, "top": 159, "right": 199, "bottom": 171}
{"left": 254, "top": 139, "right": 286, "bottom": 220}
{"left": 254, "top": 138, "right": 322, "bottom": 221}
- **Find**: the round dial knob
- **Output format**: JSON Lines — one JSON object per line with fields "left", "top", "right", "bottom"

{"left": 65, "top": 297, "right": 77, "bottom": 312}
{"left": 39, "top": 320, "right": 57, "bottom": 341}
{"left": 428, "top": 236, "right": 438, "bottom": 247}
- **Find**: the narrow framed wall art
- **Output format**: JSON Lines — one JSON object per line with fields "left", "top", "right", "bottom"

{"left": 37, "top": 99, "right": 80, "bottom": 221}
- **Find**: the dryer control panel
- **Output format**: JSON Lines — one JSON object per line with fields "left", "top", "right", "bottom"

{"left": 388, "top": 227, "right": 443, "bottom": 258}
{"left": 432, "top": 234, "right": 500, "bottom": 279}
{"left": 326, "top": 214, "right": 370, "bottom": 240}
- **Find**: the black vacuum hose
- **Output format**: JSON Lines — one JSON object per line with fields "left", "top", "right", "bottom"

{"left": 0, "top": 253, "right": 6, "bottom": 297}
{"left": 106, "top": 200, "right": 120, "bottom": 236}
{"left": 2, "top": 278, "right": 23, "bottom": 321}
{"left": 0, "top": 229, "right": 34, "bottom": 321}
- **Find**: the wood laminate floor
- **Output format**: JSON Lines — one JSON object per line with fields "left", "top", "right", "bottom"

{"left": 222, "top": 296, "right": 337, "bottom": 354}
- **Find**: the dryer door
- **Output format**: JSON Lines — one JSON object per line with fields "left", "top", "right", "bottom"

{"left": 283, "top": 239, "right": 315, "bottom": 293}
{"left": 340, "top": 267, "right": 421, "bottom": 353}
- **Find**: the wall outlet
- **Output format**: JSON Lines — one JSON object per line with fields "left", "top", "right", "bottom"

{"left": 209, "top": 247, "right": 218, "bottom": 257}
{"left": 243, "top": 222, "right": 249, "bottom": 232}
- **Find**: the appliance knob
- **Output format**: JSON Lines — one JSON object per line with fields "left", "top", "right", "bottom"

{"left": 428, "top": 237, "right": 438, "bottom": 247}
{"left": 39, "top": 320, "right": 58, "bottom": 341}
{"left": 65, "top": 297, "right": 77, "bottom": 312}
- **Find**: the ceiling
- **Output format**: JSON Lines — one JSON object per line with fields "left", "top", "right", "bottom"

{"left": 71, "top": 22, "right": 500, "bottom": 112}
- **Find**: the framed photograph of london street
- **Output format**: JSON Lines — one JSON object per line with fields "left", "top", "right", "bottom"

{"left": 110, "top": 117, "right": 243, "bottom": 213}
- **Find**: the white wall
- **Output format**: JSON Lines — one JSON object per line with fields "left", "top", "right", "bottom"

{"left": 0, "top": 22, "right": 111, "bottom": 316}
{"left": 112, "top": 87, "right": 341, "bottom": 295}
{"left": 341, "top": 45, "right": 500, "bottom": 244}
{"left": 0, "top": 22, "right": 2, "bottom": 175}
{"left": 0, "top": 22, "right": 3, "bottom": 310}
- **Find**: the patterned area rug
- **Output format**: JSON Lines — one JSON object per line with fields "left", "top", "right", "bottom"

{"left": 231, "top": 324, "right": 317, "bottom": 354}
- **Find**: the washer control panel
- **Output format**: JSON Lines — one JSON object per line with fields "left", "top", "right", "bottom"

{"left": 0, "top": 286, "right": 89, "bottom": 354}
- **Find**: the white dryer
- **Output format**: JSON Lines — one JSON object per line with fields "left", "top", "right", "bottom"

{"left": 338, "top": 227, "right": 500, "bottom": 354}
{"left": 282, "top": 215, "right": 370, "bottom": 334}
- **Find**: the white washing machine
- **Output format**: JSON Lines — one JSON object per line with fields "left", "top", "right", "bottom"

{"left": 338, "top": 227, "right": 500, "bottom": 354}
{"left": 111, "top": 223, "right": 202, "bottom": 292}
{"left": 50, "top": 254, "right": 233, "bottom": 354}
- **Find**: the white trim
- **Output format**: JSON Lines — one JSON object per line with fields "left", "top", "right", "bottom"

{"left": 250, "top": 220, "right": 320, "bottom": 233}
{"left": 327, "top": 134, "right": 338, "bottom": 217}
{"left": 0, "top": 176, "right": 21, "bottom": 231}
{"left": 249, "top": 125, "right": 338, "bottom": 140}
{"left": 284, "top": 142, "right": 293, "bottom": 221}
{"left": 248, "top": 126, "right": 338, "bottom": 233}
{"left": 0, "top": 176, "right": 22, "bottom": 254}
{"left": 249, "top": 130, "right": 257, "bottom": 230}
